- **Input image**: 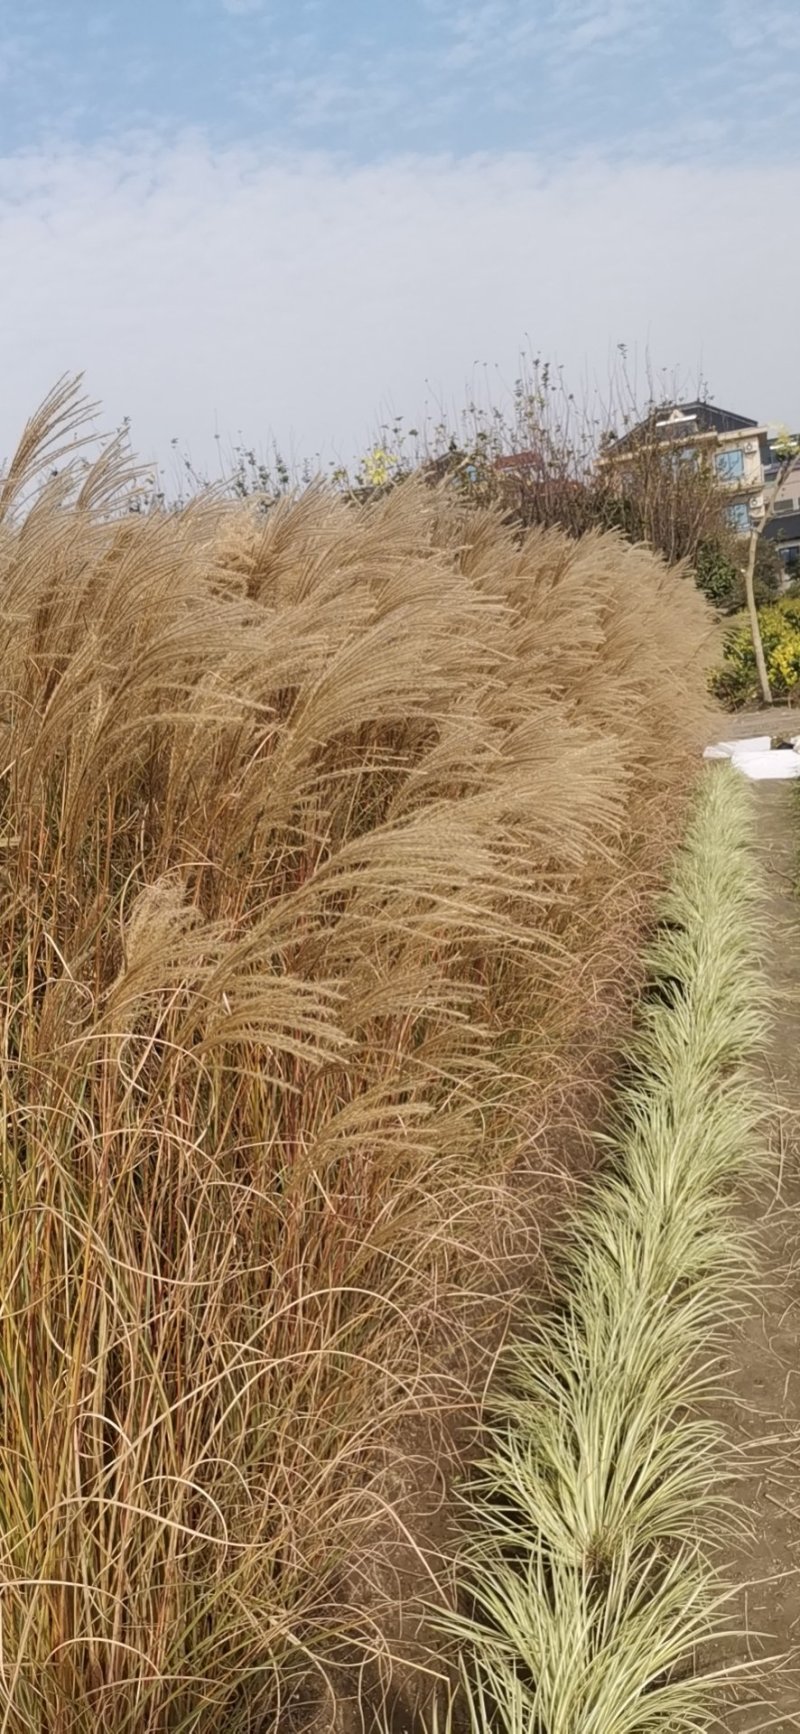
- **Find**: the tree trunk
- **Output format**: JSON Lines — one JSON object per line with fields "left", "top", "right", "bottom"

{"left": 744, "top": 528, "right": 772, "bottom": 706}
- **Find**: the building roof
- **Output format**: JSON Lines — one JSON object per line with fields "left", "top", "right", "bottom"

{"left": 604, "top": 401, "right": 759, "bottom": 457}
{"left": 492, "top": 450, "right": 544, "bottom": 472}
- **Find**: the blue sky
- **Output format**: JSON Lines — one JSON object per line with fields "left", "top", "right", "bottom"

{"left": 2, "top": 0, "right": 798, "bottom": 162}
{"left": 0, "top": 1, "right": 798, "bottom": 472}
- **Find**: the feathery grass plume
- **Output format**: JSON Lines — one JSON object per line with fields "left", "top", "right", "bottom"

{"left": 0, "top": 381, "right": 714, "bottom": 1732}
{"left": 438, "top": 767, "right": 766, "bottom": 1734}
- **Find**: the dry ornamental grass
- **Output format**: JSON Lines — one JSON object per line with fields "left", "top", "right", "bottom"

{"left": 0, "top": 382, "right": 713, "bottom": 1733}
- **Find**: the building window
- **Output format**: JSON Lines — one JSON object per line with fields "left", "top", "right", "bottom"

{"left": 774, "top": 498, "right": 795, "bottom": 514}
{"left": 715, "top": 448, "right": 745, "bottom": 481}
{"left": 725, "top": 500, "right": 751, "bottom": 533}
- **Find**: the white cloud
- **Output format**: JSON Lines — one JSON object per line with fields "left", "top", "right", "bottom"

{"left": 556, "top": 0, "right": 649, "bottom": 52}
{"left": 719, "top": 0, "right": 797, "bottom": 51}
{"left": 2, "top": 2, "right": 797, "bottom": 166}
{"left": 0, "top": 138, "right": 797, "bottom": 479}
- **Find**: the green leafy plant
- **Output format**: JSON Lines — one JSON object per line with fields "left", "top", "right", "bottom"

{"left": 711, "top": 596, "right": 800, "bottom": 706}
{"left": 694, "top": 536, "right": 783, "bottom": 614}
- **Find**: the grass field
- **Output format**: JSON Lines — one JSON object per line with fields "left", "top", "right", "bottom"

{"left": 0, "top": 384, "right": 714, "bottom": 1732}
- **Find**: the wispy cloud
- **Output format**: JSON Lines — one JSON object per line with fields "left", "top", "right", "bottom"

{"left": 0, "top": 138, "right": 797, "bottom": 476}
{"left": 719, "top": 0, "right": 797, "bottom": 52}
{"left": 0, "top": 0, "right": 798, "bottom": 162}
{"left": 560, "top": 0, "right": 652, "bottom": 53}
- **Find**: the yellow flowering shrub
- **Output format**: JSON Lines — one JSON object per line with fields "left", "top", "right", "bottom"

{"left": 711, "top": 596, "right": 800, "bottom": 706}
{"left": 359, "top": 446, "right": 397, "bottom": 489}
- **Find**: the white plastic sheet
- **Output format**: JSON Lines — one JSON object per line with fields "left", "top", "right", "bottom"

{"left": 704, "top": 735, "right": 800, "bottom": 779}
{"left": 703, "top": 736, "right": 771, "bottom": 760}
{"left": 730, "top": 749, "right": 800, "bottom": 780}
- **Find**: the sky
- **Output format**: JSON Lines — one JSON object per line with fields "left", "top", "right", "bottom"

{"left": 1, "top": 0, "right": 799, "bottom": 477}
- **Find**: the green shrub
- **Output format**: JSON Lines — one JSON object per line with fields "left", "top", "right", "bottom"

{"left": 694, "top": 539, "right": 741, "bottom": 612}
{"left": 710, "top": 595, "right": 800, "bottom": 706}
{"left": 695, "top": 537, "right": 784, "bottom": 616}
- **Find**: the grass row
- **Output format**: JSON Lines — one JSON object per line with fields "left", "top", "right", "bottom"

{"left": 442, "top": 767, "right": 766, "bottom": 1733}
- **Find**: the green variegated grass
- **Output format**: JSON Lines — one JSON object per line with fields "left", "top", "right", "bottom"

{"left": 435, "top": 768, "right": 767, "bottom": 1734}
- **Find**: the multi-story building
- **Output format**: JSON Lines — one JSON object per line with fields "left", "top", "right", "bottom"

{"left": 763, "top": 455, "right": 800, "bottom": 576}
{"left": 603, "top": 400, "right": 800, "bottom": 578}
{"left": 601, "top": 401, "right": 771, "bottom": 532}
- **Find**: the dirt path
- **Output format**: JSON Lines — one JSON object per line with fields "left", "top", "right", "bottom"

{"left": 711, "top": 710, "right": 800, "bottom": 1729}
